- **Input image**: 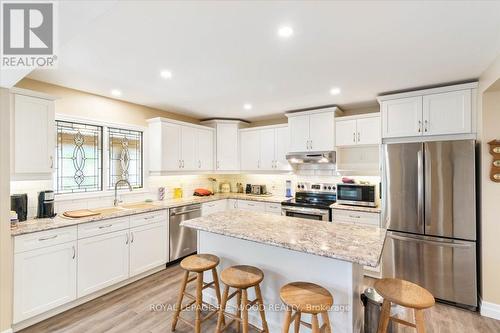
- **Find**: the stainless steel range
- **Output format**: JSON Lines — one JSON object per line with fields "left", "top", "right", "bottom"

{"left": 281, "top": 182, "right": 336, "bottom": 221}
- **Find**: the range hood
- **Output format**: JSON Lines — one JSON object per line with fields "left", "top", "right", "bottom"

{"left": 286, "top": 151, "right": 336, "bottom": 165}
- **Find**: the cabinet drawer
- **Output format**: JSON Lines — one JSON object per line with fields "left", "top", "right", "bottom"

{"left": 14, "top": 226, "right": 77, "bottom": 254}
{"left": 332, "top": 209, "right": 380, "bottom": 226}
{"left": 265, "top": 203, "right": 282, "bottom": 215}
{"left": 129, "top": 210, "right": 167, "bottom": 228}
{"left": 237, "top": 200, "right": 266, "bottom": 212}
{"left": 78, "top": 217, "right": 129, "bottom": 239}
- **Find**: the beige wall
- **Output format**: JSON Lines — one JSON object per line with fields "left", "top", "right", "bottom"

{"left": 0, "top": 88, "right": 13, "bottom": 331}
{"left": 15, "top": 79, "right": 199, "bottom": 126}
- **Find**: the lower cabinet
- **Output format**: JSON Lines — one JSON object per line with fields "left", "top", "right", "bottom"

{"left": 201, "top": 200, "right": 227, "bottom": 216}
{"left": 13, "top": 241, "right": 77, "bottom": 323}
{"left": 265, "top": 203, "right": 282, "bottom": 215}
{"left": 77, "top": 229, "right": 130, "bottom": 297}
{"left": 129, "top": 222, "right": 167, "bottom": 277}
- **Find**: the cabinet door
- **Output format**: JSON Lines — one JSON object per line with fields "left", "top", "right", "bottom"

{"left": 216, "top": 123, "right": 239, "bottom": 170}
{"left": 129, "top": 222, "right": 167, "bottom": 277}
{"left": 180, "top": 126, "right": 197, "bottom": 170}
{"left": 422, "top": 90, "right": 471, "bottom": 136}
{"left": 309, "top": 112, "right": 335, "bottom": 151}
{"left": 275, "top": 126, "right": 292, "bottom": 171}
{"left": 240, "top": 130, "right": 260, "bottom": 170}
{"left": 202, "top": 200, "right": 227, "bottom": 216}
{"left": 259, "top": 128, "right": 275, "bottom": 170}
{"left": 381, "top": 97, "right": 422, "bottom": 138}
{"left": 335, "top": 119, "right": 357, "bottom": 147}
{"left": 14, "top": 94, "right": 55, "bottom": 174}
{"left": 356, "top": 116, "right": 381, "bottom": 145}
{"left": 288, "top": 115, "right": 310, "bottom": 152}
{"left": 161, "top": 122, "right": 182, "bottom": 170}
{"left": 13, "top": 242, "right": 76, "bottom": 323}
{"left": 77, "top": 230, "right": 129, "bottom": 297}
{"left": 197, "top": 128, "right": 214, "bottom": 170}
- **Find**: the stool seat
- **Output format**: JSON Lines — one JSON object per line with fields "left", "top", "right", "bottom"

{"left": 220, "top": 265, "right": 264, "bottom": 288}
{"left": 180, "top": 253, "right": 219, "bottom": 272}
{"left": 375, "top": 278, "right": 435, "bottom": 310}
{"left": 280, "top": 282, "right": 333, "bottom": 314}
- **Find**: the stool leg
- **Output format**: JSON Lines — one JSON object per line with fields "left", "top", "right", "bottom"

{"left": 235, "top": 290, "right": 242, "bottom": 333}
{"left": 171, "top": 270, "right": 189, "bottom": 331}
{"left": 377, "top": 299, "right": 391, "bottom": 333}
{"left": 255, "top": 284, "right": 269, "bottom": 332}
{"left": 194, "top": 272, "right": 203, "bottom": 333}
{"left": 415, "top": 309, "right": 426, "bottom": 333}
{"left": 212, "top": 268, "right": 223, "bottom": 306}
{"left": 282, "top": 307, "right": 292, "bottom": 333}
{"left": 320, "top": 311, "right": 332, "bottom": 333}
{"left": 241, "top": 289, "right": 249, "bottom": 333}
{"left": 311, "top": 314, "right": 320, "bottom": 333}
{"left": 216, "top": 285, "right": 229, "bottom": 333}
{"left": 294, "top": 311, "right": 301, "bottom": 333}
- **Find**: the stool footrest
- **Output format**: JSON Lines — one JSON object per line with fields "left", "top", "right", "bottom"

{"left": 390, "top": 316, "right": 417, "bottom": 328}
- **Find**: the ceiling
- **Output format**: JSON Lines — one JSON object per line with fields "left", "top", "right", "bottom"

{"left": 28, "top": 1, "right": 500, "bottom": 121}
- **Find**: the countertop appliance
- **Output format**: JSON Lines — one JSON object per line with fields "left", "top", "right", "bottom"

{"left": 37, "top": 190, "right": 56, "bottom": 218}
{"left": 281, "top": 182, "right": 336, "bottom": 221}
{"left": 245, "top": 184, "right": 252, "bottom": 194}
{"left": 220, "top": 183, "right": 231, "bottom": 193}
{"left": 11, "top": 194, "right": 28, "bottom": 222}
{"left": 336, "top": 183, "right": 376, "bottom": 207}
{"left": 381, "top": 140, "right": 477, "bottom": 310}
{"left": 251, "top": 185, "right": 267, "bottom": 195}
{"left": 169, "top": 204, "right": 201, "bottom": 261}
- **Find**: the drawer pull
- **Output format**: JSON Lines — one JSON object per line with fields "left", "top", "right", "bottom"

{"left": 72, "top": 245, "right": 76, "bottom": 259}
{"left": 38, "top": 234, "right": 58, "bottom": 241}
{"left": 98, "top": 224, "right": 113, "bottom": 229}
{"left": 143, "top": 216, "right": 157, "bottom": 220}
{"left": 348, "top": 215, "right": 361, "bottom": 219}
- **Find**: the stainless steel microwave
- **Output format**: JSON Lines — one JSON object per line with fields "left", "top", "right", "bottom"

{"left": 336, "top": 183, "right": 376, "bottom": 207}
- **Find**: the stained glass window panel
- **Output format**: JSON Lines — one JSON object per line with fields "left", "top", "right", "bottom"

{"left": 108, "top": 127, "right": 143, "bottom": 189}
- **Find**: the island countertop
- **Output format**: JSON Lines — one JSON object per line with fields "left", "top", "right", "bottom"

{"left": 181, "top": 210, "right": 386, "bottom": 267}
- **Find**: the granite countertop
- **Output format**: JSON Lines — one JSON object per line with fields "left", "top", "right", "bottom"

{"left": 330, "top": 203, "right": 381, "bottom": 213}
{"left": 11, "top": 193, "right": 288, "bottom": 236}
{"left": 181, "top": 210, "right": 386, "bottom": 267}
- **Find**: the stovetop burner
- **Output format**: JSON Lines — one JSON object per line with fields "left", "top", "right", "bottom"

{"left": 281, "top": 182, "right": 337, "bottom": 210}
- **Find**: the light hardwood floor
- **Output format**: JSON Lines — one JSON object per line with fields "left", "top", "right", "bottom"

{"left": 20, "top": 263, "right": 500, "bottom": 333}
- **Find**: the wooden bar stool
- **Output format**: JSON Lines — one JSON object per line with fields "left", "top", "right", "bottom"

{"left": 171, "top": 254, "right": 223, "bottom": 333}
{"left": 280, "top": 282, "right": 333, "bottom": 333}
{"left": 374, "top": 278, "right": 435, "bottom": 333}
{"left": 215, "top": 265, "right": 269, "bottom": 333}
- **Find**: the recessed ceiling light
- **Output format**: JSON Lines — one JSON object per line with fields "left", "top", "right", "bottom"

{"left": 111, "top": 89, "right": 122, "bottom": 97}
{"left": 160, "top": 70, "right": 172, "bottom": 79}
{"left": 330, "top": 87, "right": 341, "bottom": 95}
{"left": 277, "top": 25, "right": 294, "bottom": 38}
{"left": 243, "top": 103, "right": 252, "bottom": 110}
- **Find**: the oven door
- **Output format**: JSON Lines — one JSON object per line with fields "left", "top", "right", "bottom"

{"left": 281, "top": 206, "right": 330, "bottom": 221}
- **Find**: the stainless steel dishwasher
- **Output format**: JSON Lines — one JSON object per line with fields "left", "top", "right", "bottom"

{"left": 169, "top": 204, "right": 201, "bottom": 261}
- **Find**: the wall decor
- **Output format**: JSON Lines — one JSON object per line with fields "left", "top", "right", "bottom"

{"left": 488, "top": 140, "right": 500, "bottom": 182}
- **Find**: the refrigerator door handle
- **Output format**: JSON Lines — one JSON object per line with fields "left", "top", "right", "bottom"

{"left": 417, "top": 147, "right": 424, "bottom": 232}
{"left": 389, "top": 233, "right": 473, "bottom": 249}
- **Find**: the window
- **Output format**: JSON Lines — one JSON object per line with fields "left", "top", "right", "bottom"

{"left": 55, "top": 121, "right": 103, "bottom": 194}
{"left": 108, "top": 127, "right": 143, "bottom": 189}
{"left": 55, "top": 119, "right": 143, "bottom": 194}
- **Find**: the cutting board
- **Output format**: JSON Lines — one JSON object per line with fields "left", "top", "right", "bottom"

{"left": 63, "top": 209, "right": 101, "bottom": 218}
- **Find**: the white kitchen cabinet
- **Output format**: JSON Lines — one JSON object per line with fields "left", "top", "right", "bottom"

{"left": 13, "top": 241, "right": 76, "bottom": 323}
{"left": 129, "top": 221, "right": 167, "bottom": 277}
{"left": 12, "top": 92, "right": 56, "bottom": 175}
{"left": 77, "top": 229, "right": 130, "bottom": 297}
{"left": 240, "top": 125, "right": 291, "bottom": 171}
{"left": 181, "top": 125, "right": 197, "bottom": 170}
{"left": 237, "top": 200, "right": 266, "bottom": 212}
{"left": 149, "top": 120, "right": 182, "bottom": 171}
{"left": 197, "top": 128, "right": 214, "bottom": 170}
{"left": 286, "top": 108, "right": 342, "bottom": 152}
{"left": 335, "top": 114, "right": 381, "bottom": 147}
{"left": 378, "top": 83, "right": 477, "bottom": 139}
{"left": 202, "top": 200, "right": 227, "bottom": 216}
{"left": 422, "top": 90, "right": 471, "bottom": 136}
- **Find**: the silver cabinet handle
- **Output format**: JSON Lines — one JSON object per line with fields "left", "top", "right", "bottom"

{"left": 424, "top": 120, "right": 428, "bottom": 132}
{"left": 98, "top": 224, "right": 113, "bottom": 229}
{"left": 126, "top": 233, "right": 129, "bottom": 244}
{"left": 198, "top": 160, "right": 201, "bottom": 168}
{"left": 309, "top": 140, "right": 312, "bottom": 150}
{"left": 179, "top": 160, "right": 181, "bottom": 168}
{"left": 49, "top": 156, "right": 54, "bottom": 169}
{"left": 216, "top": 161, "right": 220, "bottom": 169}
{"left": 234, "top": 201, "right": 237, "bottom": 208}
{"left": 348, "top": 214, "right": 361, "bottom": 219}
{"left": 131, "top": 232, "right": 134, "bottom": 243}
{"left": 143, "top": 215, "right": 156, "bottom": 220}
{"left": 39, "top": 234, "right": 57, "bottom": 241}
{"left": 72, "top": 245, "right": 76, "bottom": 259}
{"left": 353, "top": 132, "right": 356, "bottom": 142}
{"left": 357, "top": 132, "right": 360, "bottom": 142}
{"left": 418, "top": 120, "right": 422, "bottom": 132}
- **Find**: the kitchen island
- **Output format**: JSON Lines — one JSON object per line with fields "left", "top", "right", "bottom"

{"left": 181, "top": 210, "right": 386, "bottom": 333}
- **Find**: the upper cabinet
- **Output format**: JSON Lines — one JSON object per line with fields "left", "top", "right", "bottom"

{"left": 148, "top": 118, "right": 215, "bottom": 173}
{"left": 240, "top": 125, "right": 291, "bottom": 171}
{"left": 335, "top": 114, "right": 381, "bottom": 147}
{"left": 286, "top": 107, "right": 342, "bottom": 152}
{"left": 11, "top": 90, "right": 56, "bottom": 177}
{"left": 378, "top": 83, "right": 477, "bottom": 139}
{"left": 201, "top": 120, "right": 248, "bottom": 171}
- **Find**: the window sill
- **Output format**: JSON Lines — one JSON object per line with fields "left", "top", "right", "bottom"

{"left": 55, "top": 188, "right": 151, "bottom": 202}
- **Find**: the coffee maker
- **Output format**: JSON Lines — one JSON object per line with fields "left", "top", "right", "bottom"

{"left": 11, "top": 194, "right": 28, "bottom": 222}
{"left": 37, "top": 190, "right": 56, "bottom": 218}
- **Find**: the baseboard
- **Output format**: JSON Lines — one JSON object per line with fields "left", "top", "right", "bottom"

{"left": 1, "top": 328, "right": 13, "bottom": 333}
{"left": 480, "top": 300, "right": 500, "bottom": 320}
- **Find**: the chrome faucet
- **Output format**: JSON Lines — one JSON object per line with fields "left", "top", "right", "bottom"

{"left": 114, "top": 179, "right": 133, "bottom": 206}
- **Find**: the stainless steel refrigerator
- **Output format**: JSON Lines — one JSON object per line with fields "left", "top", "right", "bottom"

{"left": 381, "top": 140, "right": 477, "bottom": 309}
